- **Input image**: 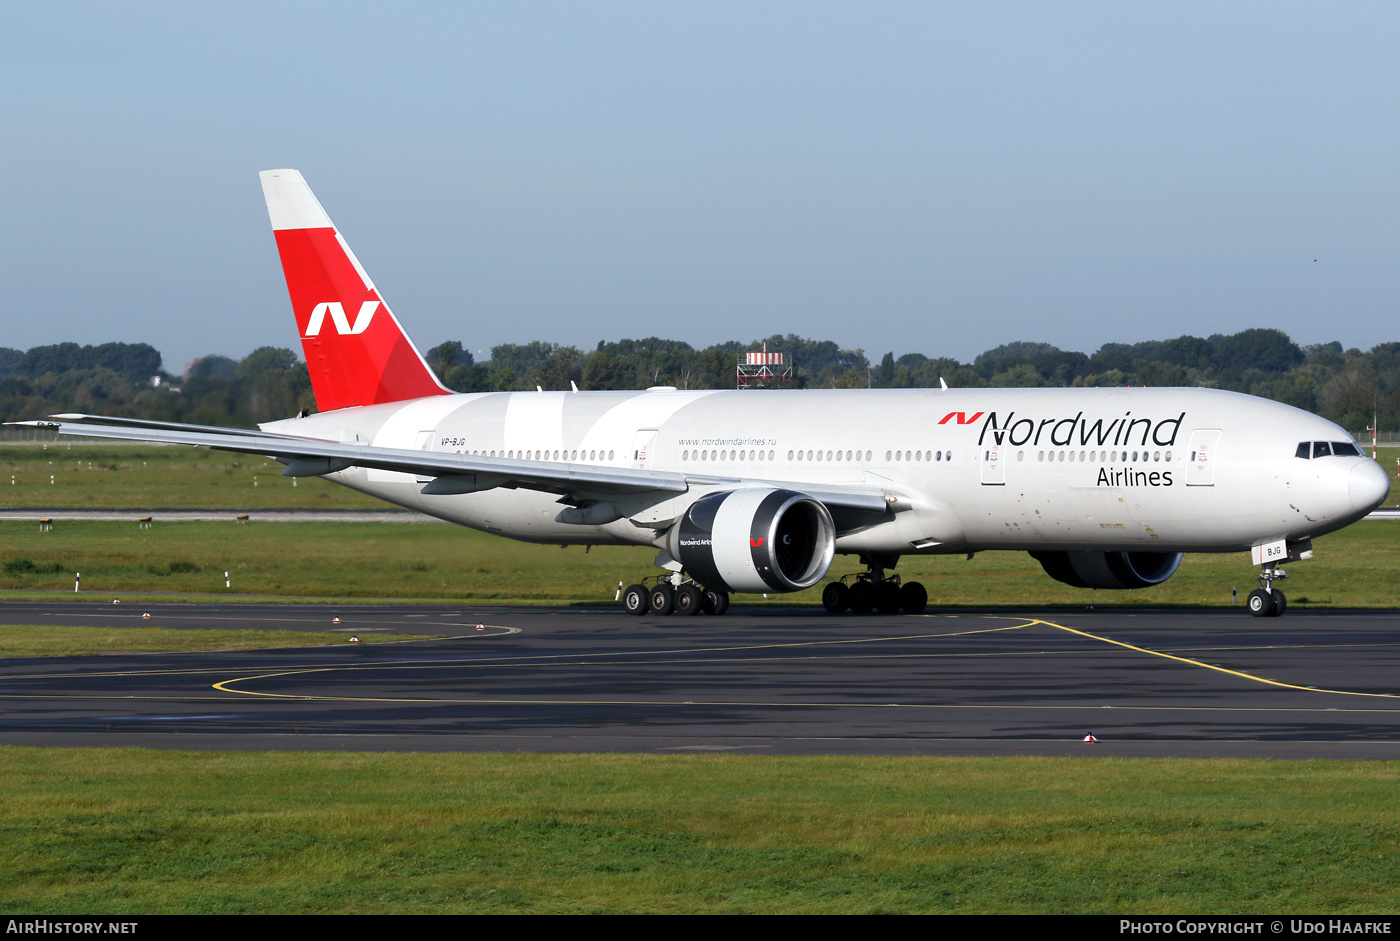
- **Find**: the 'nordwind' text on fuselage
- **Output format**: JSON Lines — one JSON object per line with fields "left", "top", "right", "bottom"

{"left": 976, "top": 410, "right": 1186, "bottom": 450}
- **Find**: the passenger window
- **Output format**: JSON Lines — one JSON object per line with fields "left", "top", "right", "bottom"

{"left": 1313, "top": 442, "right": 1332, "bottom": 458}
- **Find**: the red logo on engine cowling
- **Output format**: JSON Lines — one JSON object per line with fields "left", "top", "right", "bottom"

{"left": 750, "top": 537, "right": 765, "bottom": 547}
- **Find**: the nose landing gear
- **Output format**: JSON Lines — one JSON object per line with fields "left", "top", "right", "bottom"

{"left": 1247, "top": 563, "right": 1287, "bottom": 618}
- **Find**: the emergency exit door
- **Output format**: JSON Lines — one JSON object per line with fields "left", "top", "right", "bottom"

{"left": 980, "top": 442, "right": 1005, "bottom": 485}
{"left": 1186, "top": 429, "right": 1221, "bottom": 486}
{"left": 632, "top": 429, "right": 658, "bottom": 469}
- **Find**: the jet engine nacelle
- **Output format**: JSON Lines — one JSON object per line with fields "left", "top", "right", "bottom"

{"left": 667, "top": 488, "right": 836, "bottom": 594}
{"left": 1030, "top": 550, "right": 1183, "bottom": 590}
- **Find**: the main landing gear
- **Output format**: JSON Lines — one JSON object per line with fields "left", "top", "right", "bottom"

{"left": 1247, "top": 563, "right": 1288, "bottom": 618}
{"left": 821, "top": 554, "right": 928, "bottom": 615}
{"left": 623, "top": 575, "right": 730, "bottom": 617}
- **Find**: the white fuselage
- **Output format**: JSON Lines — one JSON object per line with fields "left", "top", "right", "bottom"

{"left": 263, "top": 386, "right": 1389, "bottom": 557}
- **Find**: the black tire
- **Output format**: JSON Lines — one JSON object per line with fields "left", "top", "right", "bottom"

{"left": 623, "top": 584, "right": 649, "bottom": 616}
{"left": 822, "top": 582, "right": 850, "bottom": 614}
{"left": 875, "top": 581, "right": 903, "bottom": 614}
{"left": 1269, "top": 590, "right": 1287, "bottom": 617}
{"left": 649, "top": 584, "right": 675, "bottom": 616}
{"left": 849, "top": 581, "right": 875, "bottom": 614}
{"left": 1247, "top": 589, "right": 1274, "bottom": 618}
{"left": 675, "top": 584, "right": 703, "bottom": 616}
{"left": 900, "top": 581, "right": 928, "bottom": 614}
{"left": 706, "top": 589, "right": 730, "bottom": 617}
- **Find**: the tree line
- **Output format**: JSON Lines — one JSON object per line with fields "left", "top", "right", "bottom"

{"left": 1, "top": 329, "right": 1396, "bottom": 437}
{"left": 0, "top": 343, "right": 314, "bottom": 430}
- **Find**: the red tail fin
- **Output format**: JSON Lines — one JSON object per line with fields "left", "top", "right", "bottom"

{"left": 259, "top": 169, "right": 449, "bottom": 411}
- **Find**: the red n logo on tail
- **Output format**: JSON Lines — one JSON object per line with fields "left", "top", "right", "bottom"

{"left": 261, "top": 170, "right": 449, "bottom": 412}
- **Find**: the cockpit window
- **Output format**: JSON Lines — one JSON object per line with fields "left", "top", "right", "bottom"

{"left": 1298, "top": 440, "right": 1363, "bottom": 459}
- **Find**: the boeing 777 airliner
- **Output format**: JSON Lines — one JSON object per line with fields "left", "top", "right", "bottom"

{"left": 22, "top": 170, "right": 1391, "bottom": 618}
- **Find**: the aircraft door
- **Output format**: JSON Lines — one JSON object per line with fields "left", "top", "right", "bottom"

{"left": 980, "top": 442, "right": 1005, "bottom": 485}
{"left": 413, "top": 429, "right": 436, "bottom": 482}
{"left": 632, "top": 428, "right": 658, "bottom": 469}
{"left": 1186, "top": 430, "right": 1221, "bottom": 486}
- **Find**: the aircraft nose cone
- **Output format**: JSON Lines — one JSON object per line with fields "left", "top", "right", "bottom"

{"left": 1349, "top": 460, "right": 1391, "bottom": 513}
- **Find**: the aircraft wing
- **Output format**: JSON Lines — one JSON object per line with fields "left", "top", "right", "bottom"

{"left": 46, "top": 413, "right": 318, "bottom": 439}
{"left": 13, "top": 417, "right": 892, "bottom": 515}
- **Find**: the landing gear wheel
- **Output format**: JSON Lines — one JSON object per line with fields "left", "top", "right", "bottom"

{"left": 875, "top": 581, "right": 903, "bottom": 614}
{"left": 1253, "top": 563, "right": 1289, "bottom": 619}
{"left": 675, "top": 584, "right": 703, "bottom": 616}
{"left": 822, "top": 582, "right": 850, "bottom": 614}
{"left": 702, "top": 588, "right": 729, "bottom": 616}
{"left": 899, "top": 581, "right": 928, "bottom": 614}
{"left": 849, "top": 581, "right": 876, "bottom": 614}
{"left": 623, "top": 584, "right": 649, "bottom": 616}
{"left": 649, "top": 583, "right": 675, "bottom": 616}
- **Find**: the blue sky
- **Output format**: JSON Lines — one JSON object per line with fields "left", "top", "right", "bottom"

{"left": 2, "top": 2, "right": 1396, "bottom": 371}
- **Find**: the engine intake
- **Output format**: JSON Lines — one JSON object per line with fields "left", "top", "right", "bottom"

{"left": 668, "top": 489, "right": 836, "bottom": 593}
{"left": 1031, "top": 550, "right": 1183, "bottom": 590}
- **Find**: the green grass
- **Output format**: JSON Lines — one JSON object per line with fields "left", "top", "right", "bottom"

{"left": 0, "top": 624, "right": 437, "bottom": 657}
{"left": 0, "top": 519, "right": 655, "bottom": 602}
{"left": 1, "top": 516, "right": 1398, "bottom": 606}
{"left": 2, "top": 749, "right": 1399, "bottom": 913}
{"left": 0, "top": 443, "right": 384, "bottom": 509}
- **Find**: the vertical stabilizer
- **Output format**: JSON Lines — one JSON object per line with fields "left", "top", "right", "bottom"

{"left": 259, "top": 169, "right": 449, "bottom": 411}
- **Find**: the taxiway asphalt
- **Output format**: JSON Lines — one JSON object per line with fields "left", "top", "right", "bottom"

{"left": 2, "top": 601, "right": 1400, "bottom": 758}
